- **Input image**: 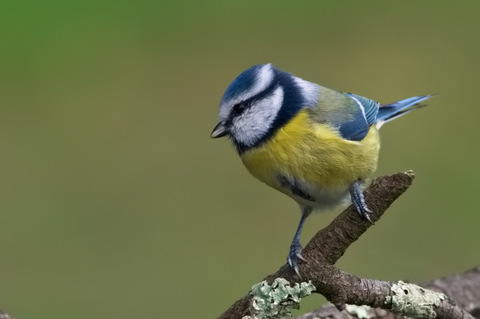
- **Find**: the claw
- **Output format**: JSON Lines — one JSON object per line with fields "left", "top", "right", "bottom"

{"left": 287, "top": 241, "right": 302, "bottom": 268}
{"left": 287, "top": 250, "right": 304, "bottom": 279}
{"left": 350, "top": 180, "right": 374, "bottom": 223}
{"left": 357, "top": 203, "right": 373, "bottom": 223}
{"left": 293, "top": 264, "right": 301, "bottom": 279}
{"left": 296, "top": 253, "right": 307, "bottom": 263}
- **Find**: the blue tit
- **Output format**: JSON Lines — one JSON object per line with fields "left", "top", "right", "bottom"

{"left": 211, "top": 63, "right": 431, "bottom": 277}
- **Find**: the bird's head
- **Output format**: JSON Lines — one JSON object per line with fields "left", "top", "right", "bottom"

{"left": 211, "top": 64, "right": 319, "bottom": 153}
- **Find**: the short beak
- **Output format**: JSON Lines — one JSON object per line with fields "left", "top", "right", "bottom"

{"left": 211, "top": 121, "right": 229, "bottom": 138}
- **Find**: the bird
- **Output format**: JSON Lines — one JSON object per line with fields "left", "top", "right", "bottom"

{"left": 211, "top": 63, "right": 431, "bottom": 277}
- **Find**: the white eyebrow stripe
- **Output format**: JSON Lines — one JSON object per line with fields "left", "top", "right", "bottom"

{"left": 221, "top": 64, "right": 275, "bottom": 110}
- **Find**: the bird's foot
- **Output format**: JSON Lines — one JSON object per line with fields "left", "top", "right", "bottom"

{"left": 350, "top": 180, "right": 374, "bottom": 223}
{"left": 287, "top": 241, "right": 307, "bottom": 278}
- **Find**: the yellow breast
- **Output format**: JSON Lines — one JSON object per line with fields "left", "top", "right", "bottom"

{"left": 240, "top": 109, "right": 380, "bottom": 208}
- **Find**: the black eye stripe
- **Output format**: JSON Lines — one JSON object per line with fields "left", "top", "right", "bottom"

{"left": 229, "top": 100, "right": 252, "bottom": 120}
{"left": 233, "top": 102, "right": 248, "bottom": 115}
{"left": 229, "top": 81, "right": 279, "bottom": 120}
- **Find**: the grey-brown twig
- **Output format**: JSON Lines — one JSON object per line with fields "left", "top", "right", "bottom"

{"left": 217, "top": 171, "right": 477, "bottom": 319}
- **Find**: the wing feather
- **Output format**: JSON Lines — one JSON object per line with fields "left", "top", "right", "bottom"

{"left": 309, "top": 88, "right": 379, "bottom": 141}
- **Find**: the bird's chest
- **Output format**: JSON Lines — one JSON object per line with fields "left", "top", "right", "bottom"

{"left": 240, "top": 111, "right": 373, "bottom": 207}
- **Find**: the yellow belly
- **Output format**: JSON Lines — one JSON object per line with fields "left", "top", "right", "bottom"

{"left": 240, "top": 109, "right": 380, "bottom": 209}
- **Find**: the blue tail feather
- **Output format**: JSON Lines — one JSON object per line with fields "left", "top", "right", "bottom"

{"left": 376, "top": 95, "right": 432, "bottom": 124}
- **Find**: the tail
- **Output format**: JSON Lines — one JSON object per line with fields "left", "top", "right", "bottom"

{"left": 375, "top": 95, "right": 433, "bottom": 129}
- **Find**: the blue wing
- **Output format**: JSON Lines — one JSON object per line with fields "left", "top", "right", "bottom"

{"left": 311, "top": 87, "right": 431, "bottom": 141}
{"left": 338, "top": 93, "right": 379, "bottom": 141}
{"left": 337, "top": 94, "right": 432, "bottom": 140}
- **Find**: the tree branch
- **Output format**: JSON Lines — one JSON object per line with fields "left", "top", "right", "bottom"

{"left": 293, "top": 266, "right": 480, "bottom": 319}
{"left": 217, "top": 171, "right": 477, "bottom": 319}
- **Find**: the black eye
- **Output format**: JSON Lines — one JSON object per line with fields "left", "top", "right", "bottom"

{"left": 232, "top": 103, "right": 247, "bottom": 116}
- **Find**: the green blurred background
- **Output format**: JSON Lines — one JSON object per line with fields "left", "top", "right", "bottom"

{"left": 1, "top": 1, "right": 479, "bottom": 318}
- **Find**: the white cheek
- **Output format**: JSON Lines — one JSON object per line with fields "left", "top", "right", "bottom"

{"left": 232, "top": 86, "right": 284, "bottom": 147}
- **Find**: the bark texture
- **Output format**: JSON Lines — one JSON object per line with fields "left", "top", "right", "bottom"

{"left": 217, "top": 171, "right": 478, "bottom": 319}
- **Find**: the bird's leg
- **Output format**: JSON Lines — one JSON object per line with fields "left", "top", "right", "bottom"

{"left": 287, "top": 206, "right": 312, "bottom": 278}
{"left": 349, "top": 180, "right": 373, "bottom": 223}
